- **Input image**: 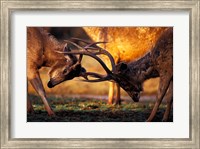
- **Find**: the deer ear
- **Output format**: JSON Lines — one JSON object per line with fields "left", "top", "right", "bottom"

{"left": 63, "top": 43, "right": 74, "bottom": 60}
{"left": 116, "top": 62, "right": 128, "bottom": 73}
{"left": 63, "top": 43, "right": 71, "bottom": 52}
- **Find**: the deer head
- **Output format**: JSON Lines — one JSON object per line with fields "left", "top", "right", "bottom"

{"left": 47, "top": 43, "right": 85, "bottom": 88}
{"left": 59, "top": 38, "right": 142, "bottom": 102}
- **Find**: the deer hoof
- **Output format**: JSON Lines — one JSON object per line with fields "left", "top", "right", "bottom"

{"left": 162, "top": 119, "right": 168, "bottom": 122}
{"left": 145, "top": 118, "right": 152, "bottom": 122}
{"left": 114, "top": 100, "right": 121, "bottom": 105}
{"left": 48, "top": 111, "right": 56, "bottom": 117}
{"left": 113, "top": 102, "right": 120, "bottom": 106}
{"left": 27, "top": 109, "right": 35, "bottom": 114}
{"left": 107, "top": 101, "right": 113, "bottom": 105}
{"left": 27, "top": 106, "right": 35, "bottom": 114}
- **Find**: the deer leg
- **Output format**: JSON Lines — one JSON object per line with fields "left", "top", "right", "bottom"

{"left": 114, "top": 83, "right": 121, "bottom": 105}
{"left": 108, "top": 82, "right": 115, "bottom": 104}
{"left": 27, "top": 98, "right": 34, "bottom": 114}
{"left": 30, "top": 77, "right": 55, "bottom": 116}
{"left": 27, "top": 81, "right": 34, "bottom": 113}
{"left": 28, "top": 69, "right": 55, "bottom": 116}
{"left": 162, "top": 80, "right": 173, "bottom": 122}
{"left": 146, "top": 76, "right": 172, "bottom": 122}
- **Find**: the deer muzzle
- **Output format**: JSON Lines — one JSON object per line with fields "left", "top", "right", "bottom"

{"left": 47, "top": 66, "right": 86, "bottom": 88}
{"left": 127, "top": 91, "right": 140, "bottom": 102}
{"left": 47, "top": 78, "right": 59, "bottom": 88}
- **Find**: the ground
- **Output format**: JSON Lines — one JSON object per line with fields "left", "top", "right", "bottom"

{"left": 27, "top": 95, "right": 173, "bottom": 122}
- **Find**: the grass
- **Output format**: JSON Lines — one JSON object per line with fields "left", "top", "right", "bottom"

{"left": 27, "top": 94, "right": 173, "bottom": 122}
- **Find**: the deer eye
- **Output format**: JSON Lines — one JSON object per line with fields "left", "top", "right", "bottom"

{"left": 63, "top": 68, "right": 67, "bottom": 74}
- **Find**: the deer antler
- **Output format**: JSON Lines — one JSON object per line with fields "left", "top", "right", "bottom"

{"left": 79, "top": 72, "right": 112, "bottom": 82}
{"left": 70, "top": 38, "right": 116, "bottom": 72}
{"left": 70, "top": 37, "right": 107, "bottom": 50}
{"left": 57, "top": 39, "right": 117, "bottom": 82}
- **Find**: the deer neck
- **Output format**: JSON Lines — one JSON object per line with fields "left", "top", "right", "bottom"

{"left": 127, "top": 52, "right": 158, "bottom": 83}
{"left": 41, "top": 30, "right": 66, "bottom": 67}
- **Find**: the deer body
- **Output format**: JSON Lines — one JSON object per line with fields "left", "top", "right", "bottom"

{"left": 83, "top": 27, "right": 167, "bottom": 104}
{"left": 27, "top": 27, "right": 83, "bottom": 115}
{"left": 112, "top": 28, "right": 173, "bottom": 121}
{"left": 65, "top": 27, "right": 173, "bottom": 121}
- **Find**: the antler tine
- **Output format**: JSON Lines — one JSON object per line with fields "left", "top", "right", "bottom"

{"left": 79, "top": 41, "right": 116, "bottom": 73}
{"left": 70, "top": 38, "right": 107, "bottom": 51}
{"left": 70, "top": 37, "right": 91, "bottom": 44}
{"left": 62, "top": 40, "right": 116, "bottom": 73}
{"left": 96, "top": 48, "right": 116, "bottom": 73}
{"left": 62, "top": 39, "right": 98, "bottom": 64}
{"left": 63, "top": 40, "right": 86, "bottom": 50}
{"left": 63, "top": 40, "right": 85, "bottom": 64}
{"left": 81, "top": 72, "right": 107, "bottom": 79}
{"left": 80, "top": 78, "right": 111, "bottom": 82}
{"left": 60, "top": 39, "right": 117, "bottom": 82}
{"left": 79, "top": 71, "right": 112, "bottom": 82}
{"left": 78, "top": 55, "right": 83, "bottom": 63}
{"left": 84, "top": 41, "right": 107, "bottom": 49}
{"left": 86, "top": 46, "right": 116, "bottom": 73}
{"left": 79, "top": 71, "right": 115, "bottom": 82}
{"left": 57, "top": 50, "right": 113, "bottom": 75}
{"left": 64, "top": 39, "right": 102, "bottom": 53}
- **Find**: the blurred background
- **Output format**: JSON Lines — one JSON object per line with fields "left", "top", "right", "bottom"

{"left": 27, "top": 27, "right": 168, "bottom": 101}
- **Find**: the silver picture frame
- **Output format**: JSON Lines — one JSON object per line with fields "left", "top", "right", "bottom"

{"left": 1, "top": 0, "right": 199, "bottom": 148}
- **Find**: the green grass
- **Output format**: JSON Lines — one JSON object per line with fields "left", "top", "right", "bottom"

{"left": 27, "top": 94, "right": 173, "bottom": 122}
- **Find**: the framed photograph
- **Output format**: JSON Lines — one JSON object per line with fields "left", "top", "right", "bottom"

{"left": 1, "top": 0, "right": 199, "bottom": 148}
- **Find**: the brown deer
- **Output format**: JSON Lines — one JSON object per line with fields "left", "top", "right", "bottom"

{"left": 61, "top": 27, "right": 173, "bottom": 122}
{"left": 83, "top": 27, "right": 167, "bottom": 105}
{"left": 27, "top": 27, "right": 84, "bottom": 116}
